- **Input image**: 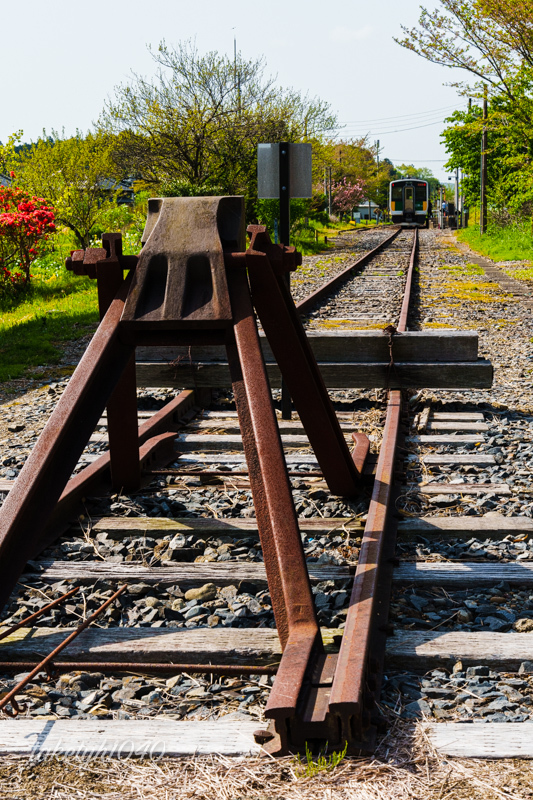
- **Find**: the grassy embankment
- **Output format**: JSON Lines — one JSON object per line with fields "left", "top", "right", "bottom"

{"left": 457, "top": 222, "right": 533, "bottom": 279}
{"left": 293, "top": 218, "right": 390, "bottom": 254}
{"left": 0, "top": 250, "right": 99, "bottom": 383}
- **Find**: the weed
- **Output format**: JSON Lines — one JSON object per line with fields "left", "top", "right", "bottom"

{"left": 438, "top": 262, "right": 484, "bottom": 276}
{"left": 506, "top": 267, "right": 533, "bottom": 281}
{"left": 294, "top": 741, "right": 348, "bottom": 778}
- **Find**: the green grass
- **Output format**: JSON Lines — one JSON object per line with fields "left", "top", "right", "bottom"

{"left": 438, "top": 261, "right": 484, "bottom": 276}
{"left": 294, "top": 741, "right": 348, "bottom": 778}
{"left": 292, "top": 219, "right": 390, "bottom": 255}
{"left": 457, "top": 222, "right": 533, "bottom": 262}
{"left": 510, "top": 267, "right": 533, "bottom": 281}
{"left": 0, "top": 253, "right": 98, "bottom": 382}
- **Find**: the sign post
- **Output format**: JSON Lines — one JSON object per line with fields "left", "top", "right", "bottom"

{"left": 257, "top": 142, "right": 312, "bottom": 418}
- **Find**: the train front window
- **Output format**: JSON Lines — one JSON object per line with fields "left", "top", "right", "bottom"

{"left": 391, "top": 185, "right": 402, "bottom": 202}
{"left": 404, "top": 186, "right": 414, "bottom": 211}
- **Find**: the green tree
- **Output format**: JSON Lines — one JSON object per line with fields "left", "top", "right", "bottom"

{"left": 395, "top": 0, "right": 533, "bottom": 98}
{"left": 396, "top": 0, "right": 533, "bottom": 219}
{"left": 394, "top": 164, "right": 440, "bottom": 195}
{"left": 10, "top": 132, "right": 120, "bottom": 247}
{"left": 99, "top": 40, "right": 336, "bottom": 202}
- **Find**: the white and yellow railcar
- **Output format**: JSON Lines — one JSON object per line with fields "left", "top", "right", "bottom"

{"left": 389, "top": 179, "right": 430, "bottom": 227}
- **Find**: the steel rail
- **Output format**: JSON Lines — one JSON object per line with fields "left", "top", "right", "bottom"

{"left": 0, "top": 587, "right": 80, "bottom": 642}
{"left": 328, "top": 228, "right": 418, "bottom": 746}
{"left": 0, "top": 585, "right": 127, "bottom": 716}
{"left": 295, "top": 227, "right": 401, "bottom": 315}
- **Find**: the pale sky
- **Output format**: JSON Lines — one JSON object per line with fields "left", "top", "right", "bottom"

{"left": 2, "top": 0, "right": 468, "bottom": 185}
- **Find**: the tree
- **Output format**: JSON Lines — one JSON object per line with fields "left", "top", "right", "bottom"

{"left": 394, "top": 164, "right": 440, "bottom": 196}
{"left": 396, "top": 1, "right": 533, "bottom": 219}
{"left": 7, "top": 132, "right": 120, "bottom": 247}
{"left": 331, "top": 177, "right": 366, "bottom": 217}
{"left": 395, "top": 0, "right": 533, "bottom": 98}
{"left": 442, "top": 94, "right": 533, "bottom": 218}
{"left": 100, "top": 40, "right": 336, "bottom": 200}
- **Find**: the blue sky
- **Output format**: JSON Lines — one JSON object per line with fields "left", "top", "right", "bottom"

{"left": 3, "top": 0, "right": 467, "bottom": 184}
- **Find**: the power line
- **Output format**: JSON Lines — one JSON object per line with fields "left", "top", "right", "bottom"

{"left": 337, "top": 111, "right": 459, "bottom": 130}
{"left": 336, "top": 103, "right": 463, "bottom": 125}
{"left": 383, "top": 158, "right": 448, "bottom": 162}
{"left": 334, "top": 119, "right": 452, "bottom": 137}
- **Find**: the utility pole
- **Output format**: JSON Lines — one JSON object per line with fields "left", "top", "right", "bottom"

{"left": 480, "top": 85, "right": 488, "bottom": 235}
{"left": 455, "top": 168, "right": 459, "bottom": 228}
{"left": 233, "top": 31, "right": 241, "bottom": 116}
{"left": 328, "top": 166, "right": 332, "bottom": 217}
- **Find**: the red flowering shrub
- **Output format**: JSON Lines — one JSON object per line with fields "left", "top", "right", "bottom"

{"left": 0, "top": 265, "right": 29, "bottom": 302}
{"left": 0, "top": 178, "right": 56, "bottom": 288}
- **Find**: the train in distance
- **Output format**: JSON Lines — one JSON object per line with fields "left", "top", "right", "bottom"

{"left": 389, "top": 178, "right": 431, "bottom": 227}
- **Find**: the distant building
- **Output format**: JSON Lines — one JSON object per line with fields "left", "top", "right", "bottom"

{"left": 353, "top": 199, "right": 381, "bottom": 221}
{"left": 99, "top": 177, "right": 135, "bottom": 205}
{"left": 0, "top": 173, "right": 12, "bottom": 187}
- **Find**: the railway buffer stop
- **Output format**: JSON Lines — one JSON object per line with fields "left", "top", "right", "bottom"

{"left": 0, "top": 197, "right": 492, "bottom": 754}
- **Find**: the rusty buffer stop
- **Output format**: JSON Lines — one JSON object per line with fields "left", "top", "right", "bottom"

{"left": 0, "top": 196, "right": 404, "bottom": 754}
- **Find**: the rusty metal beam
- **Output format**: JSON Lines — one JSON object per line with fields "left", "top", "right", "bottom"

{"left": 225, "top": 260, "right": 322, "bottom": 753}
{"left": 327, "top": 229, "right": 417, "bottom": 748}
{"left": 0, "top": 278, "right": 135, "bottom": 612}
{"left": 245, "top": 227, "right": 362, "bottom": 498}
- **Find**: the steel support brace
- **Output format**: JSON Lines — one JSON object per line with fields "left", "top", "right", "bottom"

{"left": 0, "top": 277, "right": 135, "bottom": 611}
{"left": 225, "top": 263, "right": 321, "bottom": 726}
{"left": 245, "top": 228, "right": 362, "bottom": 497}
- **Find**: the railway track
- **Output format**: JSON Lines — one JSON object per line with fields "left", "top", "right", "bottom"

{"left": 0, "top": 206, "right": 531, "bottom": 763}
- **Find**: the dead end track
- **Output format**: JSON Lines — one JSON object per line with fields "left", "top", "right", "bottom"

{"left": 0, "top": 208, "right": 514, "bottom": 762}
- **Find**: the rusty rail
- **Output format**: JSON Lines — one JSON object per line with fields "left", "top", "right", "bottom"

{"left": 328, "top": 229, "right": 418, "bottom": 745}
{"left": 0, "top": 587, "right": 80, "bottom": 642}
{"left": 296, "top": 227, "right": 401, "bottom": 315}
{"left": 0, "top": 585, "right": 127, "bottom": 716}
{"left": 258, "top": 227, "right": 419, "bottom": 753}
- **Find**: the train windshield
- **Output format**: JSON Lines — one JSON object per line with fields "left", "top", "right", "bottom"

{"left": 415, "top": 184, "right": 427, "bottom": 201}
{"left": 391, "top": 184, "right": 402, "bottom": 201}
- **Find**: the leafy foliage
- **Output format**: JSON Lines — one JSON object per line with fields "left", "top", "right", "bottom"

{"left": 398, "top": 0, "right": 533, "bottom": 220}
{"left": 0, "top": 265, "right": 28, "bottom": 304}
{"left": 0, "top": 180, "right": 56, "bottom": 292}
{"left": 331, "top": 177, "right": 366, "bottom": 216}
{"left": 100, "top": 40, "right": 336, "bottom": 204}
{"left": 4, "top": 132, "right": 120, "bottom": 248}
